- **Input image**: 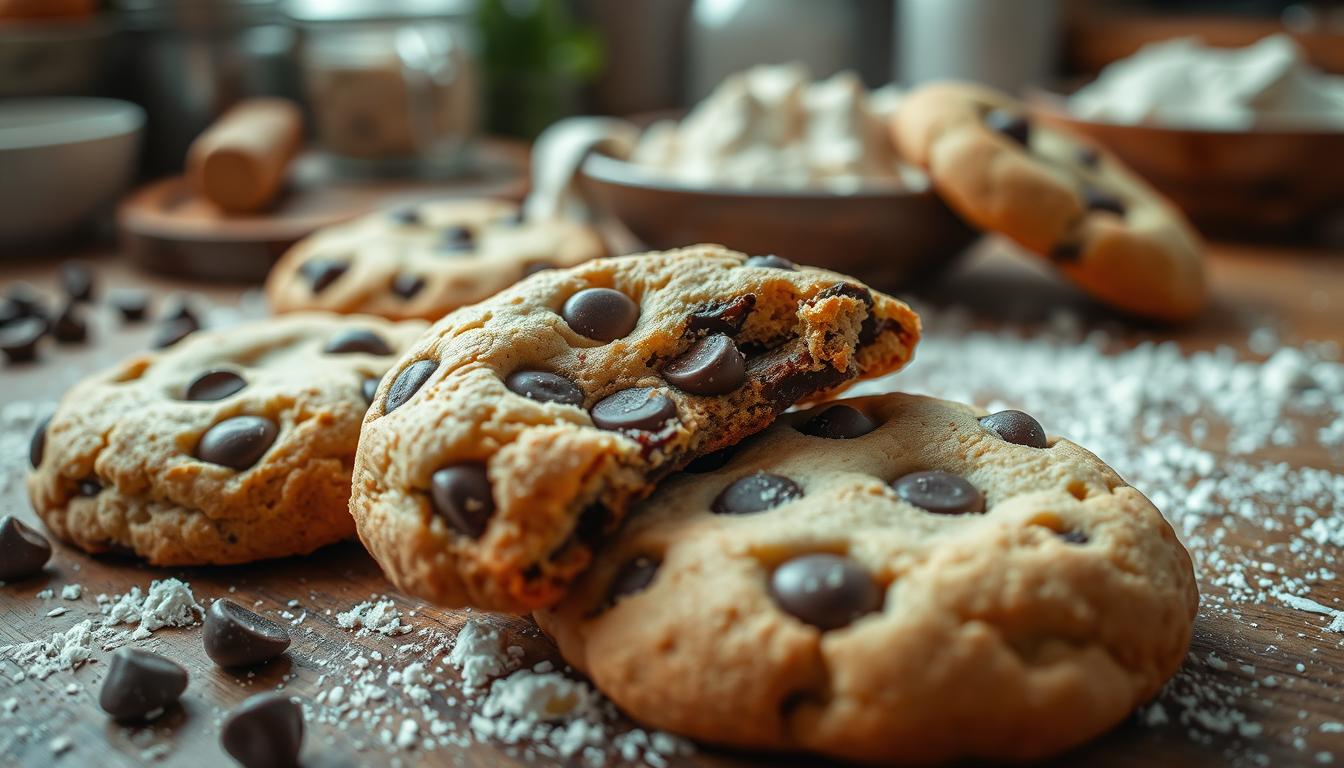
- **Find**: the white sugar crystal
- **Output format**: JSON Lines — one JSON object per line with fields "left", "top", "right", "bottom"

{"left": 446, "top": 620, "right": 516, "bottom": 691}
{"left": 60, "top": 584, "right": 82, "bottom": 600}
{"left": 336, "top": 600, "right": 411, "bottom": 636}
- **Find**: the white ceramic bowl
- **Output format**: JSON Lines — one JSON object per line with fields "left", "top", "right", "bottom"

{"left": 0, "top": 98, "right": 144, "bottom": 244}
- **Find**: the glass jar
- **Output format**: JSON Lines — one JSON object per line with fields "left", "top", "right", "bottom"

{"left": 286, "top": 0, "right": 480, "bottom": 176}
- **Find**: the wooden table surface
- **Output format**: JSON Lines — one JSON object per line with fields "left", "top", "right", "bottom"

{"left": 1, "top": 234, "right": 1342, "bottom": 768}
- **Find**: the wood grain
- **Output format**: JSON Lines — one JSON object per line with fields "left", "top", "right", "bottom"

{"left": 1, "top": 238, "right": 1342, "bottom": 768}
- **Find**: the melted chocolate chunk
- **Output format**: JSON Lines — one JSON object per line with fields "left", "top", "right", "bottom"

{"left": 98, "top": 648, "right": 188, "bottom": 721}
{"left": 385, "top": 360, "right": 437, "bottom": 413}
{"left": 300, "top": 259, "right": 348, "bottom": 293}
{"left": 440, "top": 225, "right": 475, "bottom": 253}
{"left": 505, "top": 370, "right": 584, "bottom": 407}
{"left": 562, "top": 288, "right": 639, "bottom": 342}
{"left": 663, "top": 334, "right": 746, "bottom": 395}
{"left": 221, "top": 692, "right": 304, "bottom": 768}
{"left": 196, "top": 416, "right": 278, "bottom": 470}
{"left": 324, "top": 328, "right": 392, "bottom": 355}
{"left": 712, "top": 472, "right": 803, "bottom": 515}
{"left": 186, "top": 370, "right": 247, "bottom": 402}
{"left": 1060, "top": 529, "right": 1089, "bottom": 544}
{"left": 151, "top": 318, "right": 198, "bottom": 349}
{"left": 0, "top": 516, "right": 51, "bottom": 580}
{"left": 204, "top": 599, "right": 291, "bottom": 667}
{"left": 361, "top": 376, "right": 382, "bottom": 404}
{"left": 686, "top": 294, "right": 756, "bottom": 336}
{"left": 76, "top": 477, "right": 102, "bottom": 497}
{"left": 1083, "top": 186, "right": 1126, "bottom": 216}
{"left": 430, "top": 463, "right": 495, "bottom": 539}
{"left": 590, "top": 388, "right": 677, "bottom": 432}
{"left": 892, "top": 470, "right": 985, "bottom": 515}
{"left": 112, "top": 290, "right": 150, "bottom": 322}
{"left": 800, "top": 405, "right": 877, "bottom": 439}
{"left": 980, "top": 410, "right": 1048, "bottom": 448}
{"left": 682, "top": 446, "right": 735, "bottom": 474}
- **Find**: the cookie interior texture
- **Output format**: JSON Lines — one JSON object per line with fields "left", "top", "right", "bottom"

{"left": 536, "top": 393, "right": 1198, "bottom": 764}
{"left": 265, "top": 199, "right": 607, "bottom": 322}
{"left": 891, "top": 81, "right": 1206, "bottom": 323}
{"left": 26, "top": 313, "right": 427, "bottom": 565}
{"left": 351, "top": 245, "right": 921, "bottom": 612}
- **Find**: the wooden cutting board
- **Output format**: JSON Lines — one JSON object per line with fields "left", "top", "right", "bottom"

{"left": 117, "top": 143, "right": 528, "bottom": 284}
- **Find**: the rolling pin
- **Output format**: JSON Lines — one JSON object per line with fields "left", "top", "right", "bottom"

{"left": 188, "top": 99, "right": 303, "bottom": 214}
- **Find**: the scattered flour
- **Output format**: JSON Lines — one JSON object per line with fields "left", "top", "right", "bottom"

{"left": 99, "top": 578, "right": 202, "bottom": 639}
{"left": 60, "top": 584, "right": 82, "bottom": 600}
{"left": 0, "top": 620, "right": 104, "bottom": 681}
{"left": 446, "top": 619, "right": 521, "bottom": 690}
{"left": 336, "top": 599, "right": 413, "bottom": 637}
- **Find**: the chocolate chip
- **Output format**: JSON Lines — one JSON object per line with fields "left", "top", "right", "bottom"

{"left": 385, "top": 360, "right": 437, "bottom": 413}
{"left": 160, "top": 298, "right": 201, "bottom": 327}
{"left": 0, "top": 516, "right": 51, "bottom": 580}
{"left": 77, "top": 477, "right": 102, "bottom": 497}
{"left": 800, "top": 405, "right": 876, "bottom": 439}
{"left": 440, "top": 225, "right": 475, "bottom": 252}
{"left": 51, "top": 303, "right": 87, "bottom": 344}
{"left": 505, "top": 370, "right": 584, "bottom": 406}
{"left": 204, "top": 599, "right": 291, "bottom": 667}
{"left": 607, "top": 556, "right": 659, "bottom": 606}
{"left": 590, "top": 388, "right": 677, "bottom": 432}
{"left": 663, "top": 334, "right": 746, "bottom": 396}
{"left": 151, "top": 318, "right": 197, "bottom": 349}
{"left": 392, "top": 274, "right": 425, "bottom": 300}
{"left": 0, "top": 317, "right": 45, "bottom": 364}
{"left": 391, "top": 207, "right": 421, "bottom": 225}
{"left": 323, "top": 328, "right": 392, "bottom": 355}
{"left": 522, "top": 262, "right": 553, "bottom": 277}
{"left": 687, "top": 294, "right": 756, "bottom": 336}
{"left": 300, "top": 259, "right": 348, "bottom": 293}
{"left": 744, "top": 254, "right": 796, "bottom": 270}
{"left": 683, "top": 447, "right": 734, "bottom": 474}
{"left": 7, "top": 283, "right": 45, "bottom": 316}
{"left": 30, "top": 415, "right": 50, "bottom": 468}
{"left": 1077, "top": 146, "right": 1101, "bottom": 168}
{"left": 1060, "top": 529, "right": 1089, "bottom": 544}
{"left": 196, "top": 416, "right": 278, "bottom": 470}
{"left": 985, "top": 108, "right": 1030, "bottom": 146}
{"left": 0, "top": 298, "right": 23, "bottom": 326}
{"left": 562, "top": 288, "right": 639, "bottom": 342}
{"left": 221, "top": 692, "right": 304, "bottom": 768}
{"left": 980, "top": 410, "right": 1048, "bottom": 448}
{"left": 60, "top": 261, "right": 95, "bottom": 302}
{"left": 186, "top": 370, "right": 247, "bottom": 402}
{"left": 1083, "top": 186, "right": 1126, "bottom": 216}
{"left": 712, "top": 472, "right": 802, "bottom": 515}
{"left": 112, "top": 290, "right": 150, "bottom": 321}
{"left": 769, "top": 553, "right": 882, "bottom": 630}
{"left": 98, "top": 648, "right": 188, "bottom": 721}
{"left": 430, "top": 463, "right": 494, "bottom": 539}
{"left": 1049, "top": 241, "right": 1083, "bottom": 263}
{"left": 892, "top": 470, "right": 984, "bottom": 515}
{"left": 361, "top": 376, "right": 382, "bottom": 404}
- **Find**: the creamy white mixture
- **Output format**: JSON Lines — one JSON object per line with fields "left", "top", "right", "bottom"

{"left": 1070, "top": 34, "right": 1344, "bottom": 129}
{"left": 630, "top": 64, "right": 922, "bottom": 191}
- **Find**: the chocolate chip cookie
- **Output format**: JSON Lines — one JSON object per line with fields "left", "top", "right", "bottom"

{"left": 891, "top": 82, "right": 1206, "bottom": 322}
{"left": 536, "top": 393, "right": 1198, "bottom": 764}
{"left": 350, "top": 245, "right": 920, "bottom": 612}
{"left": 266, "top": 199, "right": 606, "bottom": 321}
{"left": 27, "top": 313, "right": 426, "bottom": 565}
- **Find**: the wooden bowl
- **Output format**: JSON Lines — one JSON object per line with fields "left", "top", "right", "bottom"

{"left": 1030, "top": 92, "right": 1344, "bottom": 235}
{"left": 577, "top": 152, "right": 978, "bottom": 292}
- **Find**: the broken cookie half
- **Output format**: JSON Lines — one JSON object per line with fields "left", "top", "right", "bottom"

{"left": 351, "top": 245, "right": 920, "bottom": 612}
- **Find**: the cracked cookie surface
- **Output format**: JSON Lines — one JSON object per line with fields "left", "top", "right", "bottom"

{"left": 350, "top": 245, "right": 920, "bottom": 612}
{"left": 891, "top": 81, "right": 1205, "bottom": 322}
{"left": 536, "top": 393, "right": 1198, "bottom": 764}
{"left": 266, "top": 199, "right": 606, "bottom": 321}
{"left": 27, "top": 313, "right": 426, "bottom": 564}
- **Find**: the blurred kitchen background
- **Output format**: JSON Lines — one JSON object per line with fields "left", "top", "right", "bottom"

{"left": 2, "top": 0, "right": 1344, "bottom": 252}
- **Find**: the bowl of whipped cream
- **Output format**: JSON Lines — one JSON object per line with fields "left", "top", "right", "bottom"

{"left": 567, "top": 65, "right": 978, "bottom": 290}
{"left": 1031, "top": 34, "right": 1344, "bottom": 233}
